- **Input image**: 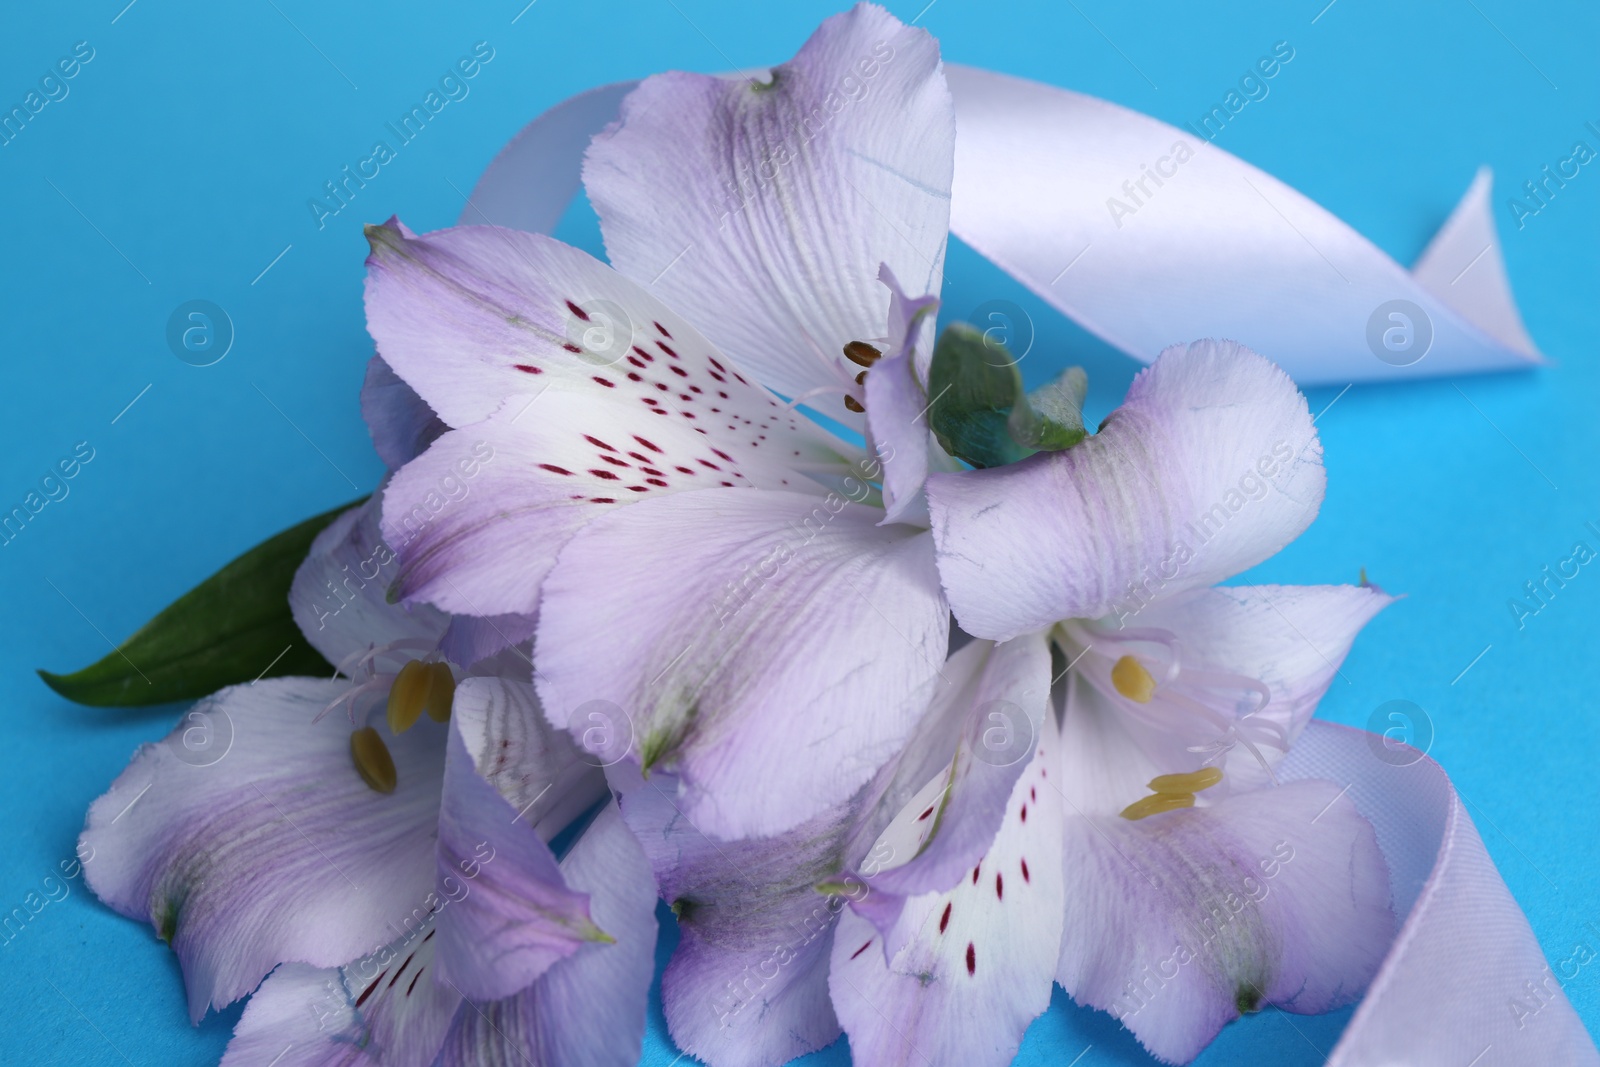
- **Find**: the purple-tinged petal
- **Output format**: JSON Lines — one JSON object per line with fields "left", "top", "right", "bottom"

{"left": 432, "top": 702, "right": 606, "bottom": 1001}
{"left": 1130, "top": 582, "right": 1393, "bottom": 789}
{"left": 866, "top": 264, "right": 945, "bottom": 525}
{"left": 619, "top": 774, "right": 853, "bottom": 1067}
{"left": 436, "top": 802, "right": 658, "bottom": 1067}
{"left": 438, "top": 611, "right": 538, "bottom": 669}
{"left": 1057, "top": 779, "right": 1394, "bottom": 1065}
{"left": 363, "top": 218, "right": 855, "bottom": 477}
{"left": 831, "top": 725, "right": 1063, "bottom": 1067}
{"left": 1057, "top": 670, "right": 1177, "bottom": 821}
{"left": 536, "top": 487, "right": 948, "bottom": 840}
{"left": 362, "top": 353, "right": 446, "bottom": 469}
{"left": 584, "top": 3, "right": 954, "bottom": 409}
{"left": 380, "top": 383, "right": 827, "bottom": 617}
{"left": 452, "top": 675, "right": 608, "bottom": 846}
{"left": 288, "top": 494, "right": 450, "bottom": 669}
{"left": 81, "top": 678, "right": 446, "bottom": 1021}
{"left": 220, "top": 920, "right": 459, "bottom": 1067}
{"left": 849, "top": 632, "right": 1052, "bottom": 948}
{"left": 928, "top": 339, "right": 1325, "bottom": 641}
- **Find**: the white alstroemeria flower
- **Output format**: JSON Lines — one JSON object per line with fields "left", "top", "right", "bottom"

{"left": 826, "top": 340, "right": 1398, "bottom": 1065}
{"left": 364, "top": 3, "right": 963, "bottom": 840}
{"left": 79, "top": 496, "right": 658, "bottom": 1066}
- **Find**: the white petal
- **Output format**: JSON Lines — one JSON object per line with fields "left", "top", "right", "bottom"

{"left": 1057, "top": 779, "right": 1393, "bottom": 1064}
{"left": 82, "top": 678, "right": 446, "bottom": 1020}
{"left": 289, "top": 494, "right": 449, "bottom": 668}
{"left": 928, "top": 339, "right": 1325, "bottom": 641}
{"left": 831, "top": 721, "right": 1063, "bottom": 1067}
{"left": 536, "top": 487, "right": 948, "bottom": 840}
{"left": 584, "top": 4, "right": 954, "bottom": 408}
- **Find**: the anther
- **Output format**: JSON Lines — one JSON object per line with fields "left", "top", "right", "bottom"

{"left": 351, "top": 726, "right": 398, "bottom": 794}
{"left": 843, "top": 341, "right": 882, "bottom": 367}
{"left": 854, "top": 370, "right": 868, "bottom": 385}
{"left": 1111, "top": 654, "right": 1157, "bottom": 703}
{"left": 387, "top": 660, "right": 455, "bottom": 734}
{"left": 1119, "top": 793, "right": 1194, "bottom": 821}
{"left": 843, "top": 395, "right": 865, "bottom": 413}
{"left": 1147, "top": 767, "right": 1223, "bottom": 795}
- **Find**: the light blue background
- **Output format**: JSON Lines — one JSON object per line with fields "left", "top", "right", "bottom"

{"left": 2, "top": 1, "right": 1596, "bottom": 1063}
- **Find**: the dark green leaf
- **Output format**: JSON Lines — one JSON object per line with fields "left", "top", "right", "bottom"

{"left": 1011, "top": 366, "right": 1088, "bottom": 451}
{"left": 928, "top": 325, "right": 1089, "bottom": 468}
{"left": 38, "top": 498, "right": 365, "bottom": 707}
{"left": 928, "top": 323, "right": 1034, "bottom": 469}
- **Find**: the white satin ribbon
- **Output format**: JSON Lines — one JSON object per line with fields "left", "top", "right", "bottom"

{"left": 1282, "top": 723, "right": 1595, "bottom": 1065}
{"left": 461, "top": 75, "right": 1593, "bottom": 1065}
{"left": 465, "top": 66, "right": 1541, "bottom": 386}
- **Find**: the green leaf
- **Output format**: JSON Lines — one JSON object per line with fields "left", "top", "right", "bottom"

{"left": 38, "top": 498, "right": 365, "bottom": 707}
{"left": 928, "top": 323, "right": 1034, "bottom": 469}
{"left": 928, "top": 324, "right": 1089, "bottom": 468}
{"left": 1011, "top": 366, "right": 1088, "bottom": 451}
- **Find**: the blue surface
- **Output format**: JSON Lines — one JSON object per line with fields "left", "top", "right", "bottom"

{"left": 2, "top": 1, "right": 1596, "bottom": 1064}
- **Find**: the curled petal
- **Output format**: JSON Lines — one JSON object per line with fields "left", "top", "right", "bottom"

{"left": 928, "top": 339, "right": 1325, "bottom": 641}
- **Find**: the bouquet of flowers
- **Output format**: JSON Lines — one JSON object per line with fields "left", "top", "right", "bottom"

{"left": 47, "top": 6, "right": 1595, "bottom": 1065}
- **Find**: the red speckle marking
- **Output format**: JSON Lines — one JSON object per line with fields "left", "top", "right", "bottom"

{"left": 658, "top": 341, "right": 679, "bottom": 359}
{"left": 669, "top": 365, "right": 689, "bottom": 378}
{"left": 627, "top": 372, "right": 643, "bottom": 382}
{"left": 626, "top": 485, "right": 650, "bottom": 493}
{"left": 356, "top": 975, "right": 383, "bottom": 1008}
{"left": 939, "top": 902, "right": 952, "bottom": 933}
{"left": 966, "top": 943, "right": 976, "bottom": 975}
{"left": 674, "top": 465, "right": 695, "bottom": 475}
{"left": 850, "top": 940, "right": 873, "bottom": 960}
{"left": 566, "top": 300, "right": 590, "bottom": 321}
{"left": 538, "top": 464, "right": 573, "bottom": 476}
{"left": 1031, "top": 786, "right": 1037, "bottom": 802}
{"left": 654, "top": 320, "right": 672, "bottom": 338}
{"left": 971, "top": 865, "right": 980, "bottom": 885}
{"left": 634, "top": 436, "right": 663, "bottom": 453}
{"left": 561, "top": 342, "right": 582, "bottom": 354}
{"left": 1021, "top": 858, "right": 1031, "bottom": 883}
{"left": 1020, "top": 805, "right": 1028, "bottom": 823}
{"left": 514, "top": 364, "right": 543, "bottom": 374}
{"left": 589, "top": 497, "right": 616, "bottom": 504}
{"left": 917, "top": 805, "right": 935, "bottom": 821}
{"left": 388, "top": 953, "right": 416, "bottom": 989}
{"left": 585, "top": 436, "right": 617, "bottom": 452}
{"left": 592, "top": 376, "right": 615, "bottom": 388}
{"left": 627, "top": 355, "right": 647, "bottom": 369}
{"left": 588, "top": 470, "right": 620, "bottom": 481}
{"left": 645, "top": 478, "right": 668, "bottom": 487}
{"left": 711, "top": 448, "right": 734, "bottom": 462}
{"left": 995, "top": 873, "right": 1004, "bottom": 900}
{"left": 406, "top": 969, "right": 422, "bottom": 996}
{"left": 602, "top": 456, "right": 631, "bottom": 468}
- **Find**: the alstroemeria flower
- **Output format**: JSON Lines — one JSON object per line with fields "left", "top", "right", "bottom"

{"left": 79, "top": 497, "right": 658, "bottom": 1066}
{"left": 609, "top": 629, "right": 1056, "bottom": 1067}
{"left": 820, "top": 340, "right": 1398, "bottom": 1065}
{"left": 365, "top": 3, "right": 962, "bottom": 840}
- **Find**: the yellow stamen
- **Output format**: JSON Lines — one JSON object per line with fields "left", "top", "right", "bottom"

{"left": 424, "top": 662, "right": 456, "bottom": 722}
{"left": 1147, "top": 767, "right": 1224, "bottom": 795}
{"left": 1120, "top": 768, "right": 1225, "bottom": 821}
{"left": 388, "top": 660, "right": 456, "bottom": 733}
{"left": 1111, "top": 654, "right": 1157, "bottom": 703}
{"left": 1119, "top": 793, "right": 1194, "bottom": 821}
{"left": 351, "top": 726, "right": 397, "bottom": 794}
